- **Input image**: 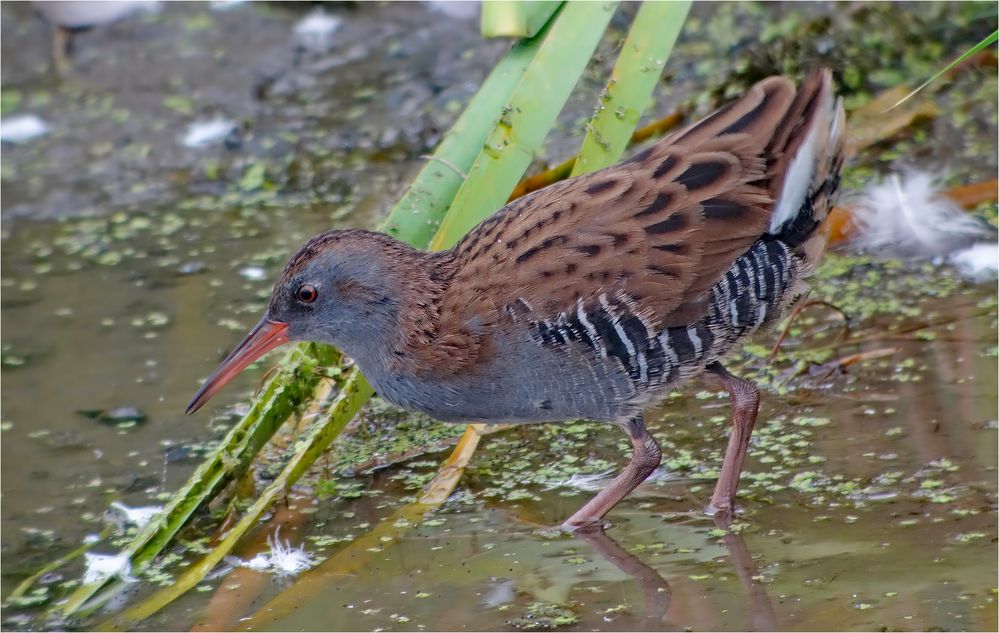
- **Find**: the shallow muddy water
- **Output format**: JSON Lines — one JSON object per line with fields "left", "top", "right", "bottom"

{"left": 2, "top": 1, "right": 996, "bottom": 631}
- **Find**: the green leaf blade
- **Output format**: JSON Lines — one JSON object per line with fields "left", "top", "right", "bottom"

{"left": 432, "top": 0, "right": 620, "bottom": 249}
{"left": 571, "top": 0, "right": 691, "bottom": 176}
{"left": 481, "top": 0, "right": 562, "bottom": 38}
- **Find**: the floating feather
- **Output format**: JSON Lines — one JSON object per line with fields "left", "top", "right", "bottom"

{"left": 848, "top": 170, "right": 996, "bottom": 259}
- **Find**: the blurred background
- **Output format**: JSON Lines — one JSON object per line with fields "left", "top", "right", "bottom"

{"left": 1, "top": 2, "right": 996, "bottom": 631}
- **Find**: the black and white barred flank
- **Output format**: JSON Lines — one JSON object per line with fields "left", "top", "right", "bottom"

{"left": 522, "top": 237, "right": 798, "bottom": 396}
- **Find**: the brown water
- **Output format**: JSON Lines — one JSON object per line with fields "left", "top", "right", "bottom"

{"left": 2, "top": 2, "right": 996, "bottom": 631}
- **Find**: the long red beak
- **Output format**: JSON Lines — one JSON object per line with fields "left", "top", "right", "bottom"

{"left": 186, "top": 318, "right": 289, "bottom": 415}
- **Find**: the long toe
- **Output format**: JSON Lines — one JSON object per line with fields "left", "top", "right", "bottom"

{"left": 560, "top": 515, "right": 607, "bottom": 532}
{"left": 705, "top": 498, "right": 745, "bottom": 521}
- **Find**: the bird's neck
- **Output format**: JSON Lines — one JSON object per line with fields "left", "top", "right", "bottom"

{"left": 332, "top": 244, "right": 457, "bottom": 379}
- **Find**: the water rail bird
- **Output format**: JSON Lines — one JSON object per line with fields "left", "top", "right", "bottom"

{"left": 188, "top": 69, "right": 846, "bottom": 530}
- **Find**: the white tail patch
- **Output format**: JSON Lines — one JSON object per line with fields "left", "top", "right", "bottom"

{"left": 848, "top": 170, "right": 996, "bottom": 259}
{"left": 770, "top": 88, "right": 844, "bottom": 234}
{"left": 771, "top": 121, "right": 822, "bottom": 233}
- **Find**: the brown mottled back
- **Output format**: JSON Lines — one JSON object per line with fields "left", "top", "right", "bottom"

{"left": 440, "top": 76, "right": 808, "bottom": 340}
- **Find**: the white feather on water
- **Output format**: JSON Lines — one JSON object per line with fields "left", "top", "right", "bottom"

{"left": 542, "top": 469, "right": 616, "bottom": 492}
{"left": 226, "top": 527, "right": 318, "bottom": 577}
{"left": 238, "top": 266, "right": 267, "bottom": 281}
{"left": 180, "top": 117, "right": 236, "bottom": 149}
{"left": 83, "top": 552, "right": 136, "bottom": 585}
{"left": 848, "top": 171, "right": 996, "bottom": 260}
{"left": 1, "top": 114, "right": 49, "bottom": 144}
{"left": 294, "top": 11, "right": 342, "bottom": 53}
{"left": 108, "top": 501, "right": 162, "bottom": 529}
{"left": 266, "top": 530, "right": 318, "bottom": 576}
{"left": 946, "top": 243, "right": 998, "bottom": 280}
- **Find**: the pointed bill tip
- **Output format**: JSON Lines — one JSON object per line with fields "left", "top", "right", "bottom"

{"left": 186, "top": 318, "right": 289, "bottom": 415}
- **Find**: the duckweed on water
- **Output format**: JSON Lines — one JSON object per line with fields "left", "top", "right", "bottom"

{"left": 509, "top": 602, "right": 579, "bottom": 630}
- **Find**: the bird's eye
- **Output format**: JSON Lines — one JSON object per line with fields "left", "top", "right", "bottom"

{"left": 296, "top": 284, "right": 318, "bottom": 303}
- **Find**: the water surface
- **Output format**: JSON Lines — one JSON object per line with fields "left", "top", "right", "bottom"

{"left": 2, "top": 2, "right": 996, "bottom": 631}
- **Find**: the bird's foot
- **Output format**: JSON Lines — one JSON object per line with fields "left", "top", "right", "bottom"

{"left": 559, "top": 515, "right": 611, "bottom": 533}
{"left": 704, "top": 500, "right": 739, "bottom": 522}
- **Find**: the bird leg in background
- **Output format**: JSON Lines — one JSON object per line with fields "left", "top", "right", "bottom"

{"left": 562, "top": 415, "right": 662, "bottom": 530}
{"left": 705, "top": 362, "right": 760, "bottom": 516}
{"left": 51, "top": 26, "right": 73, "bottom": 75}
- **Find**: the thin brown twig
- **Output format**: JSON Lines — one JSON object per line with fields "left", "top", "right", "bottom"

{"left": 629, "top": 108, "right": 687, "bottom": 144}
{"left": 807, "top": 347, "right": 899, "bottom": 383}
{"left": 807, "top": 308, "right": 993, "bottom": 353}
{"left": 769, "top": 298, "right": 851, "bottom": 360}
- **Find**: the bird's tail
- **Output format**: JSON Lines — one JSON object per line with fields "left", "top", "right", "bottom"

{"left": 767, "top": 68, "right": 847, "bottom": 272}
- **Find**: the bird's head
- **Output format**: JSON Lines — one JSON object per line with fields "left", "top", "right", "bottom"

{"left": 186, "top": 229, "right": 417, "bottom": 414}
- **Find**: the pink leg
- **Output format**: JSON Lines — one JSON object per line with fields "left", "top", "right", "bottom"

{"left": 562, "top": 416, "right": 662, "bottom": 530}
{"left": 705, "top": 362, "right": 760, "bottom": 516}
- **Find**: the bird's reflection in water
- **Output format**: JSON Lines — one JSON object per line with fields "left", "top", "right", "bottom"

{"left": 572, "top": 515, "right": 776, "bottom": 630}
{"left": 573, "top": 524, "right": 672, "bottom": 622}
{"left": 708, "top": 514, "right": 778, "bottom": 631}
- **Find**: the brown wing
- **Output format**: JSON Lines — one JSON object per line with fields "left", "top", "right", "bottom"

{"left": 444, "top": 76, "right": 800, "bottom": 333}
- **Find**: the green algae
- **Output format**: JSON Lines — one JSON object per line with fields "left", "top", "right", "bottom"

{"left": 509, "top": 601, "right": 579, "bottom": 630}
